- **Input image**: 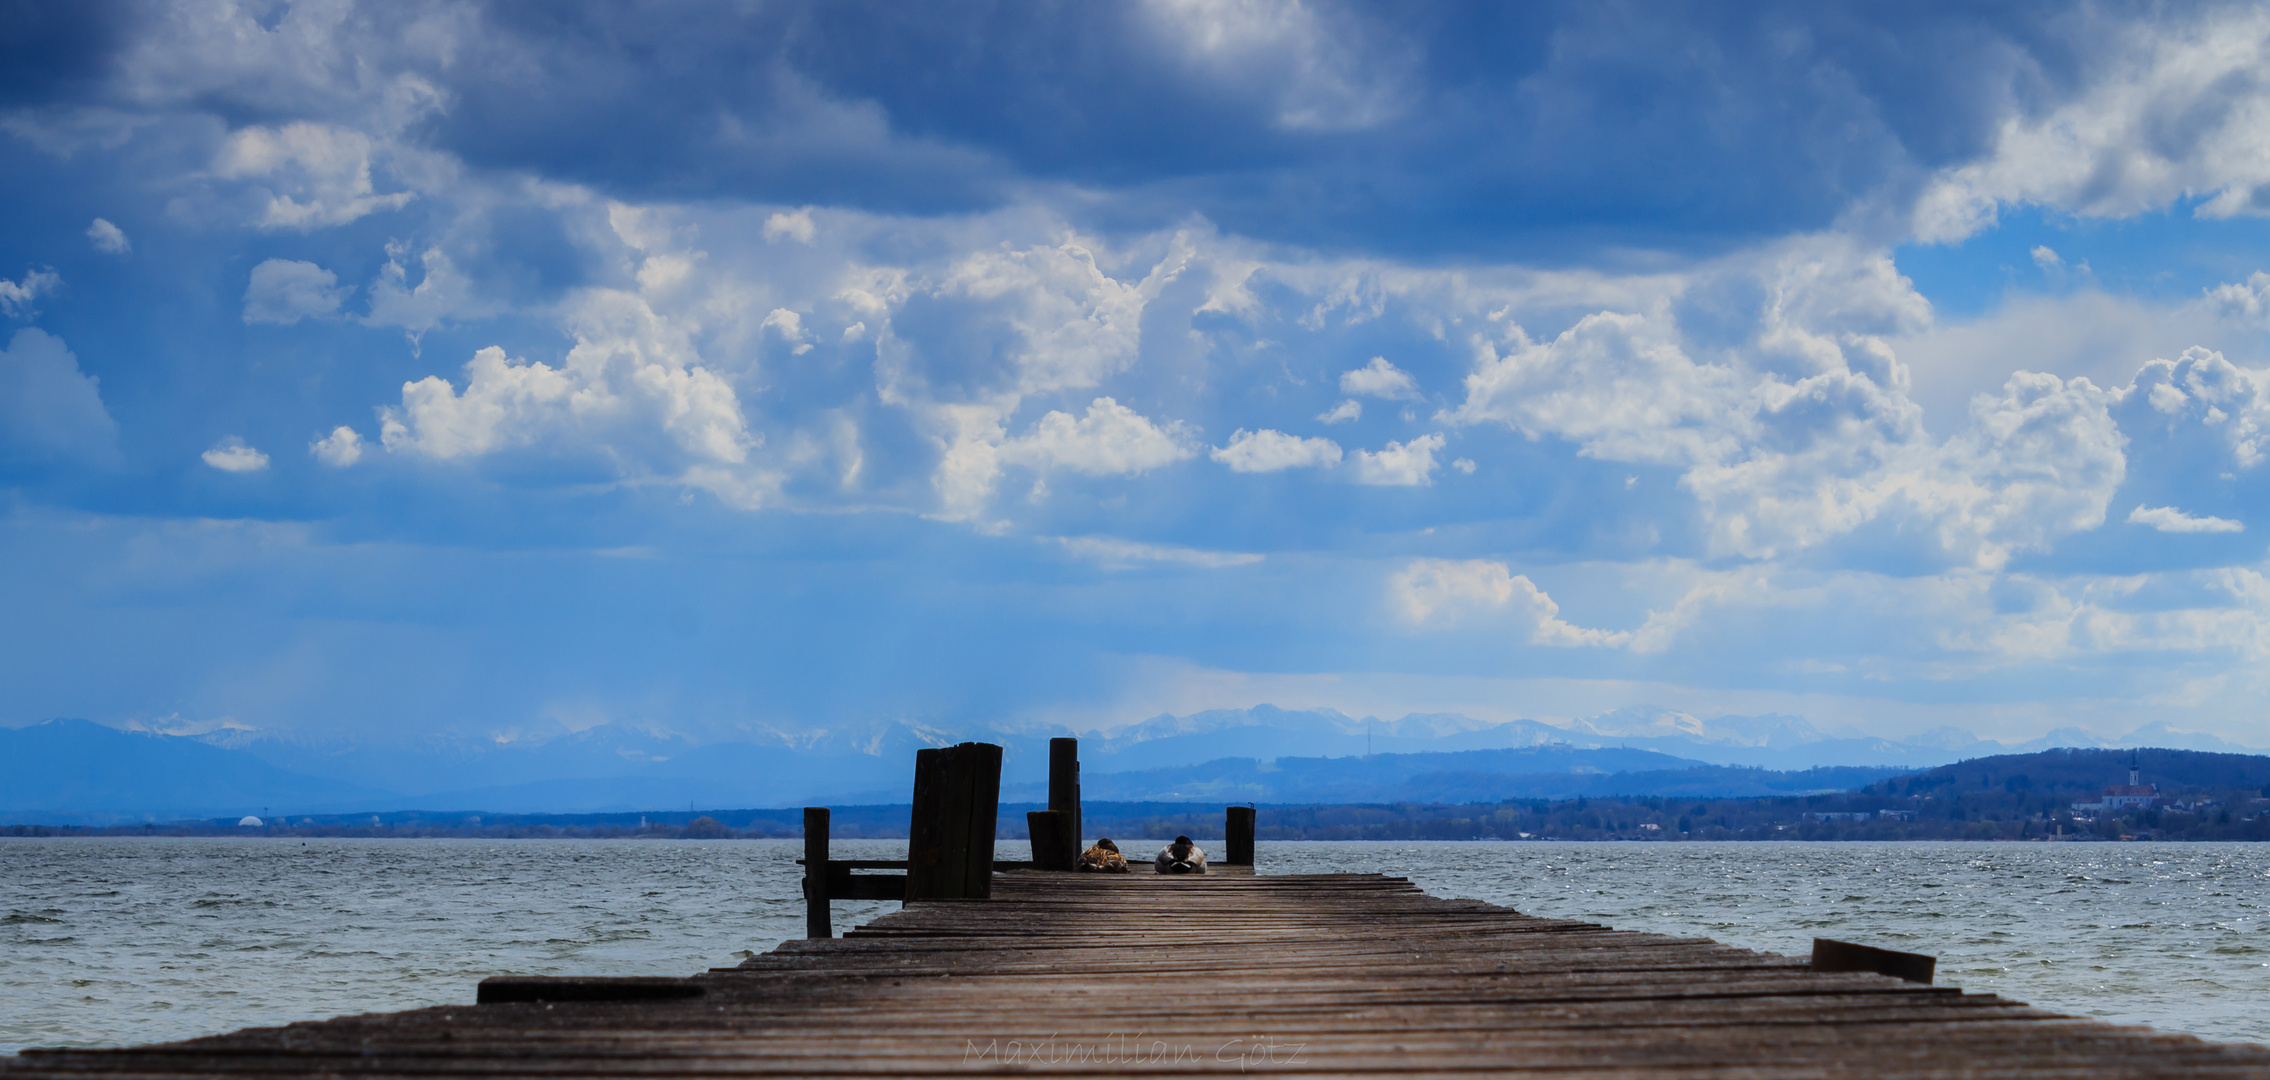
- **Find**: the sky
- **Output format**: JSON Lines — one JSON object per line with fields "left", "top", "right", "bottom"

{"left": 4, "top": 0, "right": 2270, "bottom": 749}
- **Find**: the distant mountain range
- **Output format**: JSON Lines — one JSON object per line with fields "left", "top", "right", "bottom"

{"left": 3, "top": 705, "right": 2261, "bottom": 823}
{"left": 1004, "top": 747, "right": 1912, "bottom": 804}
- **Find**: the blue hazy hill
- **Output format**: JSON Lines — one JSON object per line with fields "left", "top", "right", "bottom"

{"left": 0, "top": 719, "right": 399, "bottom": 824}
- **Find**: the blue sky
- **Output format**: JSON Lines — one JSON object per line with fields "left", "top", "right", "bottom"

{"left": 4, "top": 0, "right": 2270, "bottom": 749}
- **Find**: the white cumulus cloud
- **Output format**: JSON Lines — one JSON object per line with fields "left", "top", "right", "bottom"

{"left": 1211, "top": 428, "right": 1342, "bottom": 472}
{"left": 1389, "top": 558, "right": 1631, "bottom": 648}
{"left": 382, "top": 302, "right": 752, "bottom": 474}
{"left": 1317, "top": 399, "right": 1361, "bottom": 424}
{"left": 1912, "top": 9, "right": 2270, "bottom": 241}
{"left": 763, "top": 209, "right": 816, "bottom": 244}
{"left": 214, "top": 122, "right": 414, "bottom": 231}
{"left": 202, "top": 437, "right": 269, "bottom": 472}
{"left": 875, "top": 235, "right": 1193, "bottom": 517}
{"left": 1452, "top": 307, "right": 1746, "bottom": 468}
{"left": 0, "top": 328, "right": 117, "bottom": 464}
{"left": 1338, "top": 356, "right": 1419, "bottom": 399}
{"left": 760, "top": 308, "right": 814, "bottom": 355}
{"left": 86, "top": 218, "right": 129, "bottom": 254}
{"left": 1445, "top": 239, "right": 2134, "bottom": 568}
{"left": 242, "top": 259, "right": 348, "bottom": 324}
{"left": 2120, "top": 346, "right": 2270, "bottom": 467}
{"left": 310, "top": 426, "right": 363, "bottom": 467}
{"left": 1351, "top": 433, "right": 1443, "bottom": 486}
{"left": 0, "top": 268, "right": 60, "bottom": 319}
{"left": 1002, "top": 397, "right": 1195, "bottom": 476}
{"left": 383, "top": 347, "right": 576, "bottom": 460}
{"left": 363, "top": 242, "right": 474, "bottom": 339}
{"left": 2207, "top": 272, "right": 2270, "bottom": 328}
{"left": 2129, "top": 505, "right": 2244, "bottom": 533}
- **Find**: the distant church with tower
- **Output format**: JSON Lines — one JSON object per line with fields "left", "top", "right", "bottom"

{"left": 2071, "top": 750, "right": 2159, "bottom": 814}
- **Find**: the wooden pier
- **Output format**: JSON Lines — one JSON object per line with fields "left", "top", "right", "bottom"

{"left": 9, "top": 739, "right": 2270, "bottom": 1077}
{"left": 10, "top": 869, "right": 2270, "bottom": 1078}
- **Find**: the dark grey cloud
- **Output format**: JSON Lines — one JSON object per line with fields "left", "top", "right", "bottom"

{"left": 0, "top": 0, "right": 2191, "bottom": 258}
{"left": 415, "top": 0, "right": 2113, "bottom": 257}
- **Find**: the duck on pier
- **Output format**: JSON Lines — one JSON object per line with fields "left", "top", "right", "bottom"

{"left": 1076, "top": 837, "right": 1130, "bottom": 873}
{"left": 1154, "top": 835, "right": 1207, "bottom": 874}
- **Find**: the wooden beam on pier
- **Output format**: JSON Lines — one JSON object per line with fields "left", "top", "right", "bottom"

{"left": 11, "top": 871, "right": 2267, "bottom": 1078}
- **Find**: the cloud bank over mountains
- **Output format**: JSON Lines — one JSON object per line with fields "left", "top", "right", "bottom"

{"left": 4, "top": 2, "right": 2270, "bottom": 751}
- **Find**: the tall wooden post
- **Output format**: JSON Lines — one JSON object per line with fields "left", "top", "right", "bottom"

{"left": 1047, "top": 737, "right": 1081, "bottom": 864}
{"left": 906, "top": 742, "right": 1003, "bottom": 901}
{"left": 1225, "top": 805, "right": 1255, "bottom": 866}
{"left": 803, "top": 807, "right": 831, "bottom": 939}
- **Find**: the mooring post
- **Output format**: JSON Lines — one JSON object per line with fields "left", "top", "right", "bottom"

{"left": 1047, "top": 736, "right": 1081, "bottom": 863}
{"left": 802, "top": 806, "right": 831, "bottom": 939}
{"left": 1225, "top": 805, "right": 1255, "bottom": 866}
{"left": 906, "top": 742, "right": 1003, "bottom": 901}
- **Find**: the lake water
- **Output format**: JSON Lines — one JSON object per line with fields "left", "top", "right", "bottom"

{"left": 4, "top": 838, "right": 2267, "bottom": 1054}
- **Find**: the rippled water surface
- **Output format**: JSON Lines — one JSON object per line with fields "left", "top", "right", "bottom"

{"left": 5, "top": 838, "right": 2267, "bottom": 1053}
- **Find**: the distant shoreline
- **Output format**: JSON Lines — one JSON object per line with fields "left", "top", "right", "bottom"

{"left": 13, "top": 747, "right": 2269, "bottom": 842}
{"left": 9, "top": 800, "right": 2267, "bottom": 845}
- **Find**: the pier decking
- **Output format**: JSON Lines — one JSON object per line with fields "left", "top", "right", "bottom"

{"left": 9, "top": 870, "right": 2268, "bottom": 1078}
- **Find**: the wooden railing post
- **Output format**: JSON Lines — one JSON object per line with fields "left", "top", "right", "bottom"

{"left": 906, "top": 742, "right": 1003, "bottom": 901}
{"left": 1225, "top": 805, "right": 1255, "bottom": 866}
{"left": 803, "top": 807, "right": 831, "bottom": 938}
{"left": 1047, "top": 737, "right": 1081, "bottom": 865}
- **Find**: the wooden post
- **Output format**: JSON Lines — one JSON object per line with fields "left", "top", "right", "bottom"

{"left": 802, "top": 807, "right": 831, "bottom": 939}
{"left": 906, "top": 742, "right": 1003, "bottom": 901}
{"left": 1225, "top": 805, "right": 1255, "bottom": 866}
{"left": 1047, "top": 737, "right": 1081, "bottom": 865}
{"left": 1027, "top": 810, "right": 1074, "bottom": 871}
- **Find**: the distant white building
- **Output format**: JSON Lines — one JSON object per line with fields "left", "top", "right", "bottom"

{"left": 2100, "top": 785, "right": 2159, "bottom": 809}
